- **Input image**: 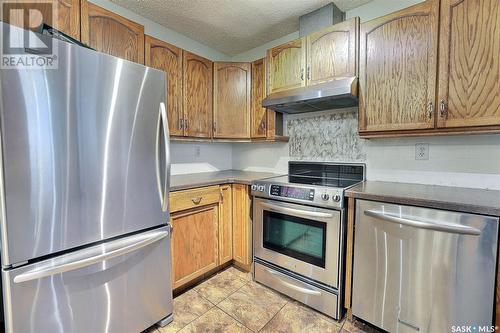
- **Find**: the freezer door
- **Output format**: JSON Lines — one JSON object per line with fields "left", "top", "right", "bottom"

{"left": 352, "top": 199, "right": 499, "bottom": 333}
{"left": 0, "top": 25, "right": 170, "bottom": 265}
{"left": 2, "top": 226, "right": 173, "bottom": 333}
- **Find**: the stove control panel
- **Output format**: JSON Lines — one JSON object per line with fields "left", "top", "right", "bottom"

{"left": 251, "top": 182, "right": 345, "bottom": 209}
{"left": 270, "top": 185, "right": 315, "bottom": 201}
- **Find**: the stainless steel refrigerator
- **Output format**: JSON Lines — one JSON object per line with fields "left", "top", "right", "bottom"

{"left": 0, "top": 23, "right": 173, "bottom": 333}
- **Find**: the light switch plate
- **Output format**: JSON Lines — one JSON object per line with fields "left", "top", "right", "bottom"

{"left": 415, "top": 143, "right": 429, "bottom": 160}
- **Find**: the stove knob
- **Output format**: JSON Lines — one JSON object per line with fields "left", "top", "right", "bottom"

{"left": 251, "top": 184, "right": 257, "bottom": 191}
{"left": 321, "top": 193, "right": 330, "bottom": 201}
{"left": 258, "top": 185, "right": 265, "bottom": 192}
{"left": 332, "top": 194, "right": 341, "bottom": 202}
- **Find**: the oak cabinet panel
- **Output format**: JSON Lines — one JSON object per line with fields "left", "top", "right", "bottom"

{"left": 81, "top": 0, "right": 144, "bottom": 64}
{"left": 171, "top": 205, "right": 219, "bottom": 289}
{"left": 251, "top": 58, "right": 267, "bottom": 138}
{"left": 145, "top": 35, "right": 184, "bottom": 136}
{"left": 2, "top": 0, "right": 80, "bottom": 39}
{"left": 358, "top": 0, "right": 439, "bottom": 133}
{"left": 437, "top": 0, "right": 500, "bottom": 128}
{"left": 218, "top": 185, "right": 233, "bottom": 265}
{"left": 306, "top": 17, "right": 359, "bottom": 86}
{"left": 213, "top": 62, "right": 251, "bottom": 138}
{"left": 232, "top": 184, "right": 252, "bottom": 267}
{"left": 267, "top": 38, "right": 306, "bottom": 94}
{"left": 183, "top": 51, "right": 213, "bottom": 138}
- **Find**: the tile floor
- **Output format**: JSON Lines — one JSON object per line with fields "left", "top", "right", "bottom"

{"left": 144, "top": 266, "right": 381, "bottom": 333}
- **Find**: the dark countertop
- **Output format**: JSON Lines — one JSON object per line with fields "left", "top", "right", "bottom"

{"left": 345, "top": 181, "right": 500, "bottom": 216}
{"left": 170, "top": 170, "right": 282, "bottom": 191}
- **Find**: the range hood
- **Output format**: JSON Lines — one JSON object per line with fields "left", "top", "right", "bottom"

{"left": 262, "top": 77, "right": 358, "bottom": 114}
{"left": 262, "top": 3, "right": 358, "bottom": 114}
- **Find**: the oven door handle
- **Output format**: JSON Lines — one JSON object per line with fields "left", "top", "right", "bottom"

{"left": 266, "top": 268, "right": 322, "bottom": 296}
{"left": 260, "top": 202, "right": 334, "bottom": 219}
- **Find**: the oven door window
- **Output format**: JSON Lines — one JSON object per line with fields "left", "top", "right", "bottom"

{"left": 262, "top": 210, "right": 327, "bottom": 268}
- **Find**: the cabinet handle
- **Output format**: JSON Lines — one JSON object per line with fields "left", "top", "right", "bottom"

{"left": 300, "top": 68, "right": 304, "bottom": 81}
{"left": 213, "top": 121, "right": 217, "bottom": 131}
{"left": 307, "top": 66, "right": 311, "bottom": 80}
{"left": 184, "top": 119, "right": 189, "bottom": 130}
{"left": 178, "top": 117, "right": 183, "bottom": 130}
{"left": 219, "top": 188, "right": 224, "bottom": 202}
{"left": 440, "top": 99, "right": 448, "bottom": 118}
{"left": 191, "top": 197, "right": 202, "bottom": 205}
{"left": 427, "top": 102, "right": 433, "bottom": 118}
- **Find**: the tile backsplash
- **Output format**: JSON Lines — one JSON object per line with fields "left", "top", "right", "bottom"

{"left": 287, "top": 109, "right": 366, "bottom": 162}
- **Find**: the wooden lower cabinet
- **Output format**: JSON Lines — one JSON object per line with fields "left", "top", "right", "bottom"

{"left": 218, "top": 185, "right": 233, "bottom": 265}
{"left": 171, "top": 204, "right": 219, "bottom": 289}
{"left": 170, "top": 184, "right": 252, "bottom": 289}
{"left": 232, "top": 184, "right": 252, "bottom": 267}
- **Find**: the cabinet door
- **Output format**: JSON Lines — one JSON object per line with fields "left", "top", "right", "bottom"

{"left": 437, "top": 0, "right": 500, "bottom": 128}
{"left": 267, "top": 38, "right": 306, "bottom": 94}
{"left": 358, "top": 0, "right": 439, "bottom": 133}
{"left": 81, "top": 0, "right": 144, "bottom": 64}
{"left": 213, "top": 62, "right": 251, "bottom": 138}
{"left": 183, "top": 51, "right": 213, "bottom": 138}
{"left": 218, "top": 185, "right": 233, "bottom": 265}
{"left": 171, "top": 205, "right": 219, "bottom": 289}
{"left": 2, "top": 0, "right": 80, "bottom": 39}
{"left": 145, "top": 35, "right": 184, "bottom": 136}
{"left": 232, "top": 184, "right": 252, "bottom": 267}
{"left": 306, "top": 17, "right": 359, "bottom": 86}
{"left": 251, "top": 58, "right": 267, "bottom": 138}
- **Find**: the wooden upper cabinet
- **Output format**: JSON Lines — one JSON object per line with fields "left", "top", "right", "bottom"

{"left": 218, "top": 185, "right": 233, "bottom": 265}
{"left": 183, "top": 51, "right": 213, "bottom": 138}
{"left": 251, "top": 58, "right": 267, "bottom": 138}
{"left": 213, "top": 62, "right": 251, "bottom": 139}
{"left": 267, "top": 38, "right": 306, "bottom": 94}
{"left": 2, "top": 0, "right": 80, "bottom": 39}
{"left": 306, "top": 17, "right": 359, "bottom": 86}
{"left": 81, "top": 0, "right": 144, "bottom": 64}
{"left": 145, "top": 35, "right": 184, "bottom": 136}
{"left": 437, "top": 0, "right": 500, "bottom": 129}
{"left": 358, "top": 0, "right": 439, "bottom": 133}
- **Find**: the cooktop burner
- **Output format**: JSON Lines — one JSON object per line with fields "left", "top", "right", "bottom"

{"left": 251, "top": 162, "right": 365, "bottom": 209}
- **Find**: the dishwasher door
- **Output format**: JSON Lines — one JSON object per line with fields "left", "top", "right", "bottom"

{"left": 352, "top": 199, "right": 498, "bottom": 333}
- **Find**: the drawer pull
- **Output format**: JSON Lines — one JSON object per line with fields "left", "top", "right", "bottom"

{"left": 191, "top": 197, "right": 202, "bottom": 205}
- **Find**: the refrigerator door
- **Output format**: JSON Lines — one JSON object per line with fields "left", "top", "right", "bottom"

{"left": 352, "top": 200, "right": 498, "bottom": 333}
{"left": 0, "top": 25, "right": 170, "bottom": 265}
{"left": 2, "top": 226, "right": 173, "bottom": 333}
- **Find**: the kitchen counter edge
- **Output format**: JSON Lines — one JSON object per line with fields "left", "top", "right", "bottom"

{"left": 170, "top": 170, "right": 282, "bottom": 192}
{"left": 345, "top": 181, "right": 500, "bottom": 217}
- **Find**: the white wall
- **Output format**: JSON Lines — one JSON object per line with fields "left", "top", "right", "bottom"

{"left": 170, "top": 142, "right": 232, "bottom": 175}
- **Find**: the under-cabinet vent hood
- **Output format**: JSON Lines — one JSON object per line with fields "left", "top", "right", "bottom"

{"left": 262, "top": 77, "right": 358, "bottom": 114}
{"left": 263, "top": 3, "right": 358, "bottom": 114}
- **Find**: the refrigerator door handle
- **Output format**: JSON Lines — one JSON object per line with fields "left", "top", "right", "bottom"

{"left": 13, "top": 230, "right": 169, "bottom": 284}
{"left": 156, "top": 102, "right": 170, "bottom": 212}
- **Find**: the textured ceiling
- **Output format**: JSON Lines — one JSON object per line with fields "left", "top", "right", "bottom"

{"left": 110, "top": 0, "right": 373, "bottom": 56}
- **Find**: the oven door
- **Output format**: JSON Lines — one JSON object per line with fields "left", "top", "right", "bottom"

{"left": 254, "top": 198, "right": 341, "bottom": 288}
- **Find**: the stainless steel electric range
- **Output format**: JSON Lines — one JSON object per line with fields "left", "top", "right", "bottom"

{"left": 251, "top": 161, "right": 365, "bottom": 319}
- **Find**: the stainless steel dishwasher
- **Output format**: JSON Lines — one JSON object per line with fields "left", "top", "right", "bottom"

{"left": 352, "top": 199, "right": 499, "bottom": 333}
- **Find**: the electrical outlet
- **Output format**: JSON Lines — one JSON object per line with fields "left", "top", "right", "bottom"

{"left": 194, "top": 145, "right": 201, "bottom": 158}
{"left": 415, "top": 143, "right": 429, "bottom": 160}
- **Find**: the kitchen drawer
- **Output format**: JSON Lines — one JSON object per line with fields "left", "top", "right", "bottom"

{"left": 170, "top": 186, "right": 220, "bottom": 213}
{"left": 255, "top": 261, "right": 339, "bottom": 319}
